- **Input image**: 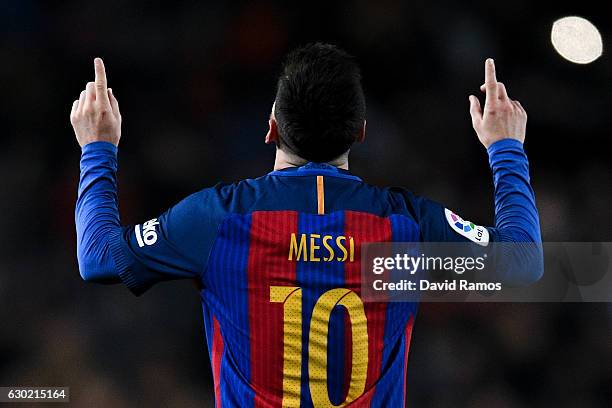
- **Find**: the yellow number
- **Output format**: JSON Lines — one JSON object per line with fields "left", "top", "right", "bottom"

{"left": 309, "top": 288, "right": 368, "bottom": 407}
{"left": 270, "top": 286, "right": 303, "bottom": 407}
{"left": 270, "top": 286, "right": 369, "bottom": 407}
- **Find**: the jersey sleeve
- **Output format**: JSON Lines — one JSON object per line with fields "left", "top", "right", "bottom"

{"left": 76, "top": 142, "right": 226, "bottom": 295}
{"left": 110, "top": 188, "right": 223, "bottom": 295}
{"left": 398, "top": 139, "right": 543, "bottom": 284}
{"left": 402, "top": 139, "right": 541, "bottom": 245}
{"left": 405, "top": 193, "right": 491, "bottom": 243}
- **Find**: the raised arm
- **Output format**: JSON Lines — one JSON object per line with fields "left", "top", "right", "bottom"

{"left": 71, "top": 58, "right": 122, "bottom": 282}
{"left": 468, "top": 58, "right": 540, "bottom": 243}
{"left": 469, "top": 58, "right": 542, "bottom": 283}
{"left": 407, "top": 58, "right": 542, "bottom": 285}
{"left": 71, "top": 59, "right": 216, "bottom": 294}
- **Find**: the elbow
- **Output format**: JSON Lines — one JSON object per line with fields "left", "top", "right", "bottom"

{"left": 515, "top": 230, "right": 544, "bottom": 284}
{"left": 76, "top": 246, "right": 91, "bottom": 281}
{"left": 75, "top": 212, "right": 123, "bottom": 283}
{"left": 519, "top": 246, "right": 544, "bottom": 284}
{"left": 77, "top": 254, "right": 105, "bottom": 282}
{"left": 497, "top": 240, "right": 544, "bottom": 286}
{"left": 76, "top": 242, "right": 117, "bottom": 283}
{"left": 79, "top": 266, "right": 94, "bottom": 282}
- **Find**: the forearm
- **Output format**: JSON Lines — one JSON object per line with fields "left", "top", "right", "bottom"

{"left": 75, "top": 142, "right": 122, "bottom": 282}
{"left": 488, "top": 139, "right": 541, "bottom": 242}
{"left": 487, "top": 139, "right": 543, "bottom": 283}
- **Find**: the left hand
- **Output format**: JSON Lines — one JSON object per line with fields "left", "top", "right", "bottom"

{"left": 70, "top": 58, "right": 122, "bottom": 147}
{"left": 468, "top": 59, "right": 527, "bottom": 149}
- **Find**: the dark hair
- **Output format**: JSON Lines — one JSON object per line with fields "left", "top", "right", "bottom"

{"left": 274, "top": 43, "right": 366, "bottom": 162}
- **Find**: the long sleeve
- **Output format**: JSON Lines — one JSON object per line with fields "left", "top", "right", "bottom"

{"left": 487, "top": 138, "right": 541, "bottom": 243}
{"left": 75, "top": 142, "right": 222, "bottom": 295}
{"left": 487, "top": 138, "right": 543, "bottom": 284}
{"left": 408, "top": 138, "right": 543, "bottom": 284}
{"left": 75, "top": 142, "right": 122, "bottom": 283}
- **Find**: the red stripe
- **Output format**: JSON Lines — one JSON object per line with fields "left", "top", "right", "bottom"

{"left": 212, "top": 316, "right": 224, "bottom": 408}
{"left": 403, "top": 316, "right": 415, "bottom": 407}
{"left": 344, "top": 211, "right": 392, "bottom": 406}
{"left": 247, "top": 211, "right": 298, "bottom": 407}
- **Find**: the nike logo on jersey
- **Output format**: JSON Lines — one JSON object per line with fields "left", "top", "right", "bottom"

{"left": 135, "top": 218, "right": 160, "bottom": 247}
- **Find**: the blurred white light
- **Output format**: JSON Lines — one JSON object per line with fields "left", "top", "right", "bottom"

{"left": 551, "top": 16, "right": 603, "bottom": 64}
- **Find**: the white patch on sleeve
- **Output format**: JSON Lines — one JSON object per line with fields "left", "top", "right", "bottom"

{"left": 444, "top": 208, "right": 489, "bottom": 246}
{"left": 135, "top": 218, "right": 160, "bottom": 248}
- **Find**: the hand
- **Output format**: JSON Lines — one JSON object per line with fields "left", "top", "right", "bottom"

{"left": 468, "top": 58, "right": 527, "bottom": 149}
{"left": 70, "top": 58, "right": 122, "bottom": 147}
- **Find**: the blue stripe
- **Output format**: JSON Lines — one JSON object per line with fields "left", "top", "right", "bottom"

{"left": 204, "top": 214, "right": 254, "bottom": 408}
{"left": 296, "top": 211, "right": 346, "bottom": 407}
{"left": 202, "top": 305, "right": 215, "bottom": 363}
{"left": 371, "top": 214, "right": 419, "bottom": 407}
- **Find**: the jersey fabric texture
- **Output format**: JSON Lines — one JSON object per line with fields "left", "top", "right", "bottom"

{"left": 75, "top": 139, "right": 541, "bottom": 407}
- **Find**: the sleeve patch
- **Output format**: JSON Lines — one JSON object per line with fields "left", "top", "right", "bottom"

{"left": 444, "top": 209, "right": 489, "bottom": 246}
{"left": 135, "top": 218, "right": 160, "bottom": 247}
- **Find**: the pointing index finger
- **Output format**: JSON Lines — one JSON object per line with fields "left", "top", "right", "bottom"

{"left": 484, "top": 58, "right": 498, "bottom": 103}
{"left": 94, "top": 57, "right": 110, "bottom": 105}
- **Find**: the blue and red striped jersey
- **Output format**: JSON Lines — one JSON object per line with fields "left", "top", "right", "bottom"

{"left": 127, "top": 164, "right": 426, "bottom": 407}
{"left": 76, "top": 140, "right": 541, "bottom": 407}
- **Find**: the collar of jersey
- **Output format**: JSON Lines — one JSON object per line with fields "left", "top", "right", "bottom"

{"left": 268, "top": 162, "right": 362, "bottom": 181}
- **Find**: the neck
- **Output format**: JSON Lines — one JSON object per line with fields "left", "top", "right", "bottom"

{"left": 273, "top": 148, "right": 349, "bottom": 171}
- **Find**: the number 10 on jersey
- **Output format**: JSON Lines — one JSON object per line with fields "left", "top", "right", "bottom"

{"left": 270, "top": 286, "right": 369, "bottom": 407}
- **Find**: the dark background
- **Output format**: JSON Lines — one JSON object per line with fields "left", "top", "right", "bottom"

{"left": 1, "top": 1, "right": 611, "bottom": 407}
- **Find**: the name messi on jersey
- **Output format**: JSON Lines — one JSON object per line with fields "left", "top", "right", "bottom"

{"left": 288, "top": 233, "right": 355, "bottom": 262}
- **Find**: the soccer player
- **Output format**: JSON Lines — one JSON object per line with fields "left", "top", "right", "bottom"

{"left": 71, "top": 44, "right": 541, "bottom": 407}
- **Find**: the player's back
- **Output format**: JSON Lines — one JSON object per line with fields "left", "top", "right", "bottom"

{"left": 201, "top": 162, "right": 420, "bottom": 407}
{"left": 73, "top": 48, "right": 541, "bottom": 408}
{"left": 77, "top": 139, "right": 540, "bottom": 407}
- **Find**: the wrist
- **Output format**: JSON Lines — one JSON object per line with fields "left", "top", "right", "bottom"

{"left": 486, "top": 138, "right": 523, "bottom": 154}
{"left": 81, "top": 141, "right": 118, "bottom": 155}
{"left": 487, "top": 139, "right": 527, "bottom": 172}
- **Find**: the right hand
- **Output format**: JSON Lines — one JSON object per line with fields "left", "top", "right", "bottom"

{"left": 70, "top": 58, "right": 122, "bottom": 147}
{"left": 468, "top": 58, "right": 527, "bottom": 149}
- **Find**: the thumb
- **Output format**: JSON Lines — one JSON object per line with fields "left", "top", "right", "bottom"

{"left": 469, "top": 95, "right": 482, "bottom": 125}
